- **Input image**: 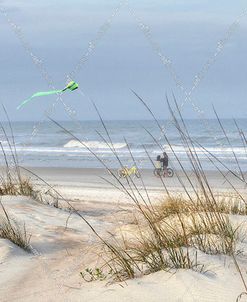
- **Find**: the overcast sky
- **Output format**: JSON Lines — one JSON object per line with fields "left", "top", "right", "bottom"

{"left": 0, "top": 0, "right": 247, "bottom": 121}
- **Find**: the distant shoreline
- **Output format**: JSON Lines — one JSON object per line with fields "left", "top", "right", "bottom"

{"left": 5, "top": 166, "right": 244, "bottom": 205}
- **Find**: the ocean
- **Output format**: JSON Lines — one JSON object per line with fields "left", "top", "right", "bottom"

{"left": 0, "top": 119, "right": 247, "bottom": 171}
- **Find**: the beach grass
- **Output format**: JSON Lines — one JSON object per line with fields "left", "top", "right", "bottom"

{"left": 49, "top": 95, "right": 247, "bottom": 298}
{"left": 0, "top": 116, "right": 40, "bottom": 198}
{"left": 0, "top": 101, "right": 246, "bottom": 297}
{"left": 48, "top": 98, "right": 246, "bottom": 288}
{"left": 0, "top": 118, "right": 61, "bottom": 207}
{"left": 0, "top": 201, "right": 31, "bottom": 252}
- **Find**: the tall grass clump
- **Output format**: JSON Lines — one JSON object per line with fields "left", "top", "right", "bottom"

{"left": 0, "top": 109, "right": 36, "bottom": 197}
{"left": 0, "top": 201, "right": 31, "bottom": 251}
{"left": 0, "top": 112, "right": 58, "bottom": 205}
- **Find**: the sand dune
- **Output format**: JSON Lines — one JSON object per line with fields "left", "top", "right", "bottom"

{"left": 0, "top": 168, "right": 247, "bottom": 301}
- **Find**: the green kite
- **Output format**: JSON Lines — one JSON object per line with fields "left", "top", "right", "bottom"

{"left": 17, "top": 81, "right": 79, "bottom": 109}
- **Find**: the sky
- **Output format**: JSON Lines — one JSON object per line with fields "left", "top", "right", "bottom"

{"left": 0, "top": 0, "right": 247, "bottom": 121}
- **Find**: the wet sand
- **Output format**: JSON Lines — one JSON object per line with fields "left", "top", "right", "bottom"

{"left": 21, "top": 166, "right": 247, "bottom": 204}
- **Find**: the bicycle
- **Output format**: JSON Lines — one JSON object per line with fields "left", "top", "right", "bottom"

{"left": 153, "top": 166, "right": 174, "bottom": 178}
{"left": 118, "top": 166, "right": 140, "bottom": 178}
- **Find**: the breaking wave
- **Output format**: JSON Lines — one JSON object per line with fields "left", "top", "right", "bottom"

{"left": 64, "top": 140, "right": 127, "bottom": 150}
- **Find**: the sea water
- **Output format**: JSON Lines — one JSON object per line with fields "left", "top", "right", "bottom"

{"left": 0, "top": 119, "right": 247, "bottom": 171}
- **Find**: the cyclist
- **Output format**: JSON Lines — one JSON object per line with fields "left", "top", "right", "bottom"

{"left": 155, "top": 155, "right": 162, "bottom": 174}
{"left": 160, "top": 152, "right": 168, "bottom": 174}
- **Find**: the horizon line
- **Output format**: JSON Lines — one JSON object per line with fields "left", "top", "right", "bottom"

{"left": 1, "top": 117, "right": 247, "bottom": 123}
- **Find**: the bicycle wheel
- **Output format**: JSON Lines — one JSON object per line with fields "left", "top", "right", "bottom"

{"left": 153, "top": 168, "right": 161, "bottom": 177}
{"left": 118, "top": 169, "right": 124, "bottom": 178}
{"left": 135, "top": 169, "right": 140, "bottom": 178}
{"left": 167, "top": 168, "right": 174, "bottom": 177}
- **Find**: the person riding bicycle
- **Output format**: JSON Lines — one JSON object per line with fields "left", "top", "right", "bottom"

{"left": 160, "top": 152, "right": 168, "bottom": 174}
{"left": 153, "top": 152, "right": 173, "bottom": 178}
{"left": 155, "top": 155, "right": 162, "bottom": 173}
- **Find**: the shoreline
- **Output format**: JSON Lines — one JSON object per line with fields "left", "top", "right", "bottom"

{"left": 10, "top": 166, "right": 246, "bottom": 205}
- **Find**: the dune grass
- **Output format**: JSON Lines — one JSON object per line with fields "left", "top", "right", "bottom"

{"left": 0, "top": 116, "right": 61, "bottom": 207}
{"left": 0, "top": 201, "right": 31, "bottom": 252}
{"left": 96, "top": 196, "right": 239, "bottom": 280}
{"left": 49, "top": 98, "right": 246, "bottom": 286}
{"left": 0, "top": 114, "right": 40, "bottom": 199}
{"left": 1, "top": 98, "right": 245, "bottom": 294}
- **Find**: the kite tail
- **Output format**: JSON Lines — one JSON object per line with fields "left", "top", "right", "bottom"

{"left": 17, "top": 98, "right": 32, "bottom": 110}
{"left": 17, "top": 89, "right": 63, "bottom": 109}
{"left": 17, "top": 81, "right": 79, "bottom": 109}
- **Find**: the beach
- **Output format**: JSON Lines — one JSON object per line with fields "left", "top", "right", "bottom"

{"left": 24, "top": 167, "right": 247, "bottom": 205}
{"left": 1, "top": 0, "right": 246, "bottom": 299}
{"left": 0, "top": 108, "right": 247, "bottom": 302}
{"left": 0, "top": 166, "right": 247, "bottom": 301}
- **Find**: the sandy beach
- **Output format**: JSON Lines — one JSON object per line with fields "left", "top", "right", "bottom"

{"left": 1, "top": 0, "right": 246, "bottom": 300}
{"left": 0, "top": 166, "right": 246, "bottom": 301}
{"left": 23, "top": 166, "right": 247, "bottom": 202}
